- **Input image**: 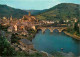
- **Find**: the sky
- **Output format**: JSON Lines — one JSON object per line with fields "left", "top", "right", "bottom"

{"left": 0, "top": 0, "right": 80, "bottom": 10}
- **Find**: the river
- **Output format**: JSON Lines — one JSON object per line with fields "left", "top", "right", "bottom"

{"left": 32, "top": 29, "right": 80, "bottom": 56}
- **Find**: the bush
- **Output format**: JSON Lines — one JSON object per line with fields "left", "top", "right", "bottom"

{"left": 11, "top": 33, "right": 20, "bottom": 44}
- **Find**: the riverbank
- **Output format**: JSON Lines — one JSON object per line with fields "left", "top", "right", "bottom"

{"left": 64, "top": 31, "right": 80, "bottom": 40}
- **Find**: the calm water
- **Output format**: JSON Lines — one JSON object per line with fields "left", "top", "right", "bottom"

{"left": 32, "top": 29, "right": 80, "bottom": 56}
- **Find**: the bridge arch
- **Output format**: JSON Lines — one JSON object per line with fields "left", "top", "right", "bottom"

{"left": 37, "top": 29, "right": 42, "bottom": 32}
{"left": 37, "top": 28, "right": 46, "bottom": 33}
{"left": 37, "top": 27, "right": 67, "bottom": 33}
{"left": 53, "top": 29, "right": 59, "bottom": 32}
{"left": 59, "top": 28, "right": 67, "bottom": 32}
{"left": 45, "top": 29, "right": 51, "bottom": 32}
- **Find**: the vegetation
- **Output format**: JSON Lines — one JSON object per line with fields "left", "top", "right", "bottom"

{"left": 0, "top": 24, "right": 42, "bottom": 57}
{"left": 11, "top": 33, "right": 20, "bottom": 44}
{"left": 0, "top": 3, "right": 79, "bottom": 21}
{"left": 0, "top": 34, "right": 43, "bottom": 57}
{"left": 36, "top": 3, "right": 80, "bottom": 21}
{"left": 0, "top": 24, "right": 9, "bottom": 31}
{"left": 27, "top": 10, "right": 46, "bottom": 15}
{"left": 27, "top": 29, "right": 37, "bottom": 41}
{"left": 0, "top": 4, "right": 46, "bottom": 19}
{"left": 0, "top": 36, "right": 16, "bottom": 56}
{"left": 0, "top": 3, "right": 80, "bottom": 57}
{"left": 0, "top": 5, "right": 28, "bottom": 19}
{"left": 67, "top": 21, "right": 80, "bottom": 36}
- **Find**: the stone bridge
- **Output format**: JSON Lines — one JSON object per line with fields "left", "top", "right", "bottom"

{"left": 37, "top": 27, "right": 67, "bottom": 33}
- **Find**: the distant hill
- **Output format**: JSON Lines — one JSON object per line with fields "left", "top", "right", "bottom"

{"left": 0, "top": 3, "right": 80, "bottom": 20}
{"left": 0, "top": 4, "right": 46, "bottom": 19}
{"left": 36, "top": 3, "right": 80, "bottom": 21}
{"left": 27, "top": 10, "right": 46, "bottom": 15}
{"left": 0, "top": 5, "right": 29, "bottom": 19}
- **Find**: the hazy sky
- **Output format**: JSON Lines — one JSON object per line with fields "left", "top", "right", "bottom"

{"left": 0, "top": 0, "right": 80, "bottom": 10}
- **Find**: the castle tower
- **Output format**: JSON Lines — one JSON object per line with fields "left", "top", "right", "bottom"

{"left": 28, "top": 11, "right": 31, "bottom": 16}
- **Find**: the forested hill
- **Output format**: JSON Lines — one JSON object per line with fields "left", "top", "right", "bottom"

{"left": 0, "top": 3, "right": 80, "bottom": 20}
{"left": 27, "top": 9, "right": 46, "bottom": 15}
{"left": 36, "top": 3, "right": 80, "bottom": 21}
{"left": 0, "top": 4, "right": 45, "bottom": 19}
{"left": 0, "top": 5, "right": 28, "bottom": 19}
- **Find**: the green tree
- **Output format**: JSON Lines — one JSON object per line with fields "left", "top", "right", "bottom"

{"left": 74, "top": 22, "right": 79, "bottom": 33}
{"left": 0, "top": 36, "right": 16, "bottom": 56}
{"left": 11, "top": 33, "right": 20, "bottom": 43}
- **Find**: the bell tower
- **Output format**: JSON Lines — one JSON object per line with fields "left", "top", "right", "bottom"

{"left": 10, "top": 16, "right": 12, "bottom": 21}
{"left": 28, "top": 11, "right": 31, "bottom": 16}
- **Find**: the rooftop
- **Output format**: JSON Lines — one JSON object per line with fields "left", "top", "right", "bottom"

{"left": 20, "top": 39, "right": 33, "bottom": 45}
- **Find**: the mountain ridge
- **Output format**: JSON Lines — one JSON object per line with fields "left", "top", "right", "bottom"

{"left": 0, "top": 4, "right": 46, "bottom": 19}
{"left": 0, "top": 3, "right": 80, "bottom": 21}
{"left": 36, "top": 3, "right": 80, "bottom": 21}
{"left": 0, "top": 4, "right": 29, "bottom": 19}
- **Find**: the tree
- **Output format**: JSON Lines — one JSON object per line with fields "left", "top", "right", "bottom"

{"left": 0, "top": 36, "right": 16, "bottom": 56}
{"left": 59, "top": 19, "right": 64, "bottom": 24}
{"left": 74, "top": 22, "right": 79, "bottom": 33}
{"left": 11, "top": 33, "right": 20, "bottom": 43}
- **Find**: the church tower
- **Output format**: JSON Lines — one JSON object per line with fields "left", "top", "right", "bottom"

{"left": 10, "top": 16, "right": 12, "bottom": 21}
{"left": 28, "top": 11, "right": 31, "bottom": 16}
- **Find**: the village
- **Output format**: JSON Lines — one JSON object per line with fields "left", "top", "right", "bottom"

{"left": 0, "top": 11, "right": 80, "bottom": 57}
{"left": 0, "top": 12, "right": 41, "bottom": 55}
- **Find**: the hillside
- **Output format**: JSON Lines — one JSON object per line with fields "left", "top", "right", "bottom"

{"left": 36, "top": 3, "right": 80, "bottom": 21}
{"left": 0, "top": 4, "right": 46, "bottom": 19}
{"left": 27, "top": 10, "right": 46, "bottom": 15}
{"left": 0, "top": 3, "right": 80, "bottom": 20}
{"left": 0, "top": 5, "right": 28, "bottom": 19}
